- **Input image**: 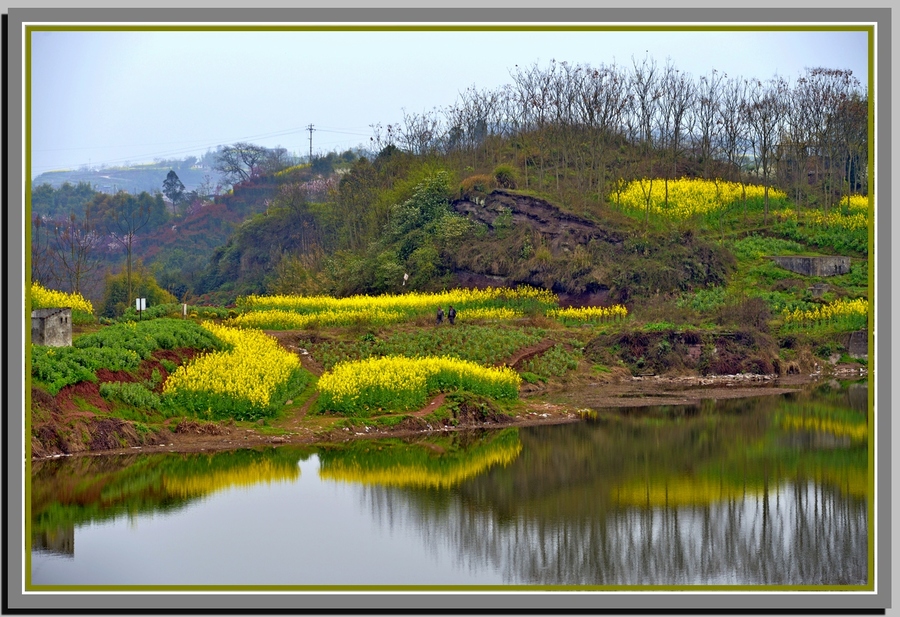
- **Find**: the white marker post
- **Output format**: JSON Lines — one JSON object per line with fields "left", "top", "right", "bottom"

{"left": 136, "top": 297, "right": 146, "bottom": 320}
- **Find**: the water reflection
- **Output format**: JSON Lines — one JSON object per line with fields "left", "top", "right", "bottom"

{"left": 317, "top": 428, "right": 521, "bottom": 489}
{"left": 30, "top": 382, "right": 869, "bottom": 587}
{"left": 31, "top": 447, "right": 311, "bottom": 556}
{"left": 351, "top": 385, "right": 868, "bottom": 586}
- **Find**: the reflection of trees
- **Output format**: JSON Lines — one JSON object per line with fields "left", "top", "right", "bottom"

{"left": 30, "top": 447, "right": 310, "bottom": 541}
{"left": 352, "top": 394, "right": 867, "bottom": 586}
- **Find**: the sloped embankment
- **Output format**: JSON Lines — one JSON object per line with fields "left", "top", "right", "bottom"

{"left": 449, "top": 189, "right": 734, "bottom": 300}
{"left": 584, "top": 328, "right": 814, "bottom": 378}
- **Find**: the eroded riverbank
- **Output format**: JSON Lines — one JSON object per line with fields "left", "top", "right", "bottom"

{"left": 31, "top": 371, "right": 847, "bottom": 461}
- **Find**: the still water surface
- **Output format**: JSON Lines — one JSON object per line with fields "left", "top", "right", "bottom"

{"left": 30, "top": 381, "right": 869, "bottom": 588}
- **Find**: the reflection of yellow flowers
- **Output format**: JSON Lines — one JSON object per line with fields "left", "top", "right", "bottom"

{"left": 30, "top": 281, "right": 93, "bottom": 314}
{"left": 612, "top": 178, "right": 786, "bottom": 219}
{"left": 163, "top": 460, "right": 300, "bottom": 498}
{"left": 163, "top": 322, "right": 300, "bottom": 408}
{"left": 816, "top": 466, "right": 868, "bottom": 500}
{"left": 782, "top": 298, "right": 868, "bottom": 325}
{"left": 319, "top": 440, "right": 522, "bottom": 489}
{"left": 613, "top": 477, "right": 766, "bottom": 507}
{"left": 779, "top": 413, "right": 868, "bottom": 444}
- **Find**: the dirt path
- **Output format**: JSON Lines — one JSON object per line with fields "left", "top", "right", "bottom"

{"left": 502, "top": 338, "right": 556, "bottom": 370}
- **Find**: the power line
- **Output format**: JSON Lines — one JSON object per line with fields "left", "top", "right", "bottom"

{"left": 31, "top": 123, "right": 377, "bottom": 177}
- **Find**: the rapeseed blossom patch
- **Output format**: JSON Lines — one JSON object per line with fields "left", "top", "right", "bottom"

{"left": 612, "top": 178, "right": 786, "bottom": 219}
{"left": 237, "top": 286, "right": 556, "bottom": 314}
{"left": 317, "top": 355, "right": 521, "bottom": 416}
{"left": 30, "top": 281, "right": 93, "bottom": 315}
{"left": 230, "top": 307, "right": 407, "bottom": 330}
{"left": 455, "top": 307, "right": 523, "bottom": 321}
{"left": 547, "top": 305, "right": 628, "bottom": 323}
{"left": 781, "top": 298, "right": 868, "bottom": 326}
{"left": 163, "top": 322, "right": 305, "bottom": 420}
{"left": 772, "top": 194, "right": 869, "bottom": 231}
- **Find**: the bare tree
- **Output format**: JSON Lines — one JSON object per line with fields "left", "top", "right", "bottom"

{"left": 577, "top": 62, "right": 629, "bottom": 204}
{"left": 656, "top": 60, "right": 695, "bottom": 211}
{"left": 626, "top": 54, "right": 663, "bottom": 224}
{"left": 51, "top": 211, "right": 102, "bottom": 295}
{"left": 399, "top": 107, "right": 444, "bottom": 156}
{"left": 833, "top": 91, "right": 868, "bottom": 201}
{"left": 214, "top": 142, "right": 271, "bottom": 186}
{"left": 692, "top": 69, "right": 725, "bottom": 180}
{"left": 742, "top": 76, "right": 789, "bottom": 225}
{"left": 31, "top": 215, "right": 58, "bottom": 288}
{"left": 106, "top": 192, "right": 153, "bottom": 307}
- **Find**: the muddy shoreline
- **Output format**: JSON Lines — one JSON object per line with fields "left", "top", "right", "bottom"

{"left": 32, "top": 371, "right": 848, "bottom": 462}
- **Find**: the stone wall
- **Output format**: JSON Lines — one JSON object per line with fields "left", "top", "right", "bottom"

{"left": 845, "top": 329, "right": 868, "bottom": 359}
{"left": 771, "top": 256, "right": 851, "bottom": 277}
{"left": 32, "top": 308, "right": 72, "bottom": 347}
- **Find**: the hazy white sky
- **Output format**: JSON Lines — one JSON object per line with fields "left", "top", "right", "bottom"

{"left": 29, "top": 27, "right": 870, "bottom": 178}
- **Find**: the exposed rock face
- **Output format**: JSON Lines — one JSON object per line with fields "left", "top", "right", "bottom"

{"left": 452, "top": 189, "right": 624, "bottom": 252}
{"left": 448, "top": 189, "right": 732, "bottom": 300}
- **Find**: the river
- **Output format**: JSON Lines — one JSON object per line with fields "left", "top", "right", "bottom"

{"left": 29, "top": 380, "right": 869, "bottom": 588}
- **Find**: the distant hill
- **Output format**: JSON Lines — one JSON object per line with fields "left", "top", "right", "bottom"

{"left": 32, "top": 164, "right": 225, "bottom": 196}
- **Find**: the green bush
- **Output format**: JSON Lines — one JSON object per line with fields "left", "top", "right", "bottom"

{"left": 30, "top": 346, "right": 98, "bottom": 394}
{"left": 99, "top": 267, "right": 177, "bottom": 318}
{"left": 99, "top": 382, "right": 162, "bottom": 410}
{"left": 114, "top": 303, "right": 231, "bottom": 323}
{"left": 493, "top": 164, "right": 519, "bottom": 189}
{"left": 677, "top": 286, "right": 727, "bottom": 313}
{"left": 31, "top": 345, "right": 143, "bottom": 395}
{"left": 520, "top": 345, "right": 582, "bottom": 379}
{"left": 727, "top": 234, "right": 805, "bottom": 261}
{"left": 74, "top": 319, "right": 226, "bottom": 359}
{"left": 460, "top": 174, "right": 496, "bottom": 196}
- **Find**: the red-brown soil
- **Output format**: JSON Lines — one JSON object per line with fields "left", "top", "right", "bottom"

{"left": 29, "top": 331, "right": 840, "bottom": 461}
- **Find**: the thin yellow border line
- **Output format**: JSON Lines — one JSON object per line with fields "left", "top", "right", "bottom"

{"left": 22, "top": 21, "right": 877, "bottom": 597}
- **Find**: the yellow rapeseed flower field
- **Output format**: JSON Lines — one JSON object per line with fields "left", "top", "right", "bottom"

{"left": 782, "top": 298, "right": 868, "bottom": 325}
{"left": 547, "top": 305, "right": 628, "bottom": 322}
{"left": 772, "top": 193, "right": 869, "bottom": 231}
{"left": 163, "top": 322, "right": 301, "bottom": 412}
{"left": 237, "top": 286, "right": 557, "bottom": 314}
{"left": 317, "top": 355, "right": 521, "bottom": 415}
{"left": 230, "top": 307, "right": 407, "bottom": 330}
{"left": 612, "top": 178, "right": 786, "bottom": 219}
{"left": 30, "top": 281, "right": 94, "bottom": 315}
{"left": 455, "top": 307, "right": 523, "bottom": 321}
{"left": 845, "top": 194, "right": 870, "bottom": 212}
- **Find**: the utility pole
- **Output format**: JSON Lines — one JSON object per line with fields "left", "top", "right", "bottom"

{"left": 306, "top": 124, "right": 315, "bottom": 160}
